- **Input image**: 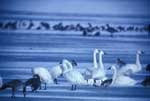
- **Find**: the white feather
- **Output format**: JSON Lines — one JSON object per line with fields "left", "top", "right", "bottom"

{"left": 32, "top": 67, "right": 54, "bottom": 84}
{"left": 0, "top": 76, "right": 2, "bottom": 88}
{"left": 62, "top": 59, "right": 87, "bottom": 85}
{"left": 50, "top": 65, "right": 63, "bottom": 79}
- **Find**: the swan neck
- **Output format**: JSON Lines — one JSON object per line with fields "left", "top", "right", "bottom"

{"left": 99, "top": 53, "right": 104, "bottom": 70}
{"left": 62, "top": 60, "right": 73, "bottom": 73}
{"left": 136, "top": 53, "right": 140, "bottom": 66}
{"left": 111, "top": 67, "right": 117, "bottom": 85}
{"left": 93, "top": 51, "right": 98, "bottom": 68}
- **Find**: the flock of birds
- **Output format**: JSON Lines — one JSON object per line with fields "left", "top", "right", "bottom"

{"left": 0, "top": 21, "right": 150, "bottom": 37}
{"left": 0, "top": 49, "right": 150, "bottom": 98}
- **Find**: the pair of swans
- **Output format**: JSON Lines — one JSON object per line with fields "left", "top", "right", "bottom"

{"left": 118, "top": 50, "right": 143, "bottom": 76}
{"left": 85, "top": 49, "right": 107, "bottom": 83}
{"left": 102, "top": 50, "right": 143, "bottom": 87}
{"left": 62, "top": 59, "right": 87, "bottom": 90}
{"left": 102, "top": 65, "right": 139, "bottom": 87}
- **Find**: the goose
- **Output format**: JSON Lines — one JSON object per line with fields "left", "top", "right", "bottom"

{"left": 62, "top": 59, "right": 87, "bottom": 90}
{"left": 146, "top": 64, "right": 150, "bottom": 72}
{"left": 0, "top": 76, "right": 2, "bottom": 88}
{"left": 23, "top": 74, "right": 41, "bottom": 97}
{"left": 116, "top": 58, "right": 126, "bottom": 68}
{"left": 50, "top": 59, "right": 77, "bottom": 84}
{"left": 32, "top": 67, "right": 54, "bottom": 90}
{"left": 0, "top": 79, "right": 23, "bottom": 98}
{"left": 118, "top": 50, "right": 143, "bottom": 76}
{"left": 141, "top": 76, "right": 150, "bottom": 87}
{"left": 106, "top": 24, "right": 118, "bottom": 37}
{"left": 108, "top": 65, "right": 138, "bottom": 87}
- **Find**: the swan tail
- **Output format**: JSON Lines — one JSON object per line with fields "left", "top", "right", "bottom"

{"left": 136, "top": 79, "right": 143, "bottom": 85}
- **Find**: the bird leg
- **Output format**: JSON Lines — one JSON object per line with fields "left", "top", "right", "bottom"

{"left": 71, "top": 85, "right": 74, "bottom": 90}
{"left": 44, "top": 83, "right": 47, "bottom": 90}
{"left": 54, "top": 79, "right": 58, "bottom": 84}
{"left": 11, "top": 87, "right": 15, "bottom": 98}
{"left": 40, "top": 84, "right": 42, "bottom": 90}
{"left": 74, "top": 85, "right": 77, "bottom": 90}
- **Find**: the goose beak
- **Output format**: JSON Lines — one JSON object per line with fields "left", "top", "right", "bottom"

{"left": 141, "top": 51, "right": 144, "bottom": 54}
{"left": 108, "top": 67, "right": 111, "bottom": 70}
{"left": 104, "top": 52, "right": 108, "bottom": 55}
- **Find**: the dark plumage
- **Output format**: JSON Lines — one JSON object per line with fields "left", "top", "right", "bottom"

{"left": 146, "top": 64, "right": 150, "bottom": 72}
{"left": 106, "top": 24, "right": 118, "bottom": 37}
{"left": 4, "top": 21, "right": 17, "bottom": 30}
{"left": 0, "top": 79, "right": 22, "bottom": 98}
{"left": 117, "top": 58, "right": 126, "bottom": 68}
{"left": 141, "top": 76, "right": 150, "bottom": 87}
{"left": 117, "top": 26, "right": 125, "bottom": 32}
{"left": 23, "top": 74, "right": 41, "bottom": 97}
{"left": 101, "top": 79, "right": 112, "bottom": 87}
{"left": 59, "top": 59, "right": 77, "bottom": 67}
{"left": 40, "top": 22, "right": 50, "bottom": 30}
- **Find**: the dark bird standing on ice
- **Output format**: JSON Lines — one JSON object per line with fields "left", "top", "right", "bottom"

{"left": 23, "top": 74, "right": 41, "bottom": 97}
{"left": 0, "top": 79, "right": 23, "bottom": 98}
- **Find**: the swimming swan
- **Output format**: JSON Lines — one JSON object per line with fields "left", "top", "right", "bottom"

{"left": 32, "top": 67, "right": 54, "bottom": 90}
{"left": 62, "top": 59, "right": 87, "bottom": 90}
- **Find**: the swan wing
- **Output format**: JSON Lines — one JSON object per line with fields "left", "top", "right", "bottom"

{"left": 114, "top": 75, "right": 137, "bottom": 86}
{"left": 50, "top": 65, "right": 62, "bottom": 79}
{"left": 64, "top": 70, "right": 86, "bottom": 85}
{"left": 118, "top": 64, "right": 137, "bottom": 75}
{"left": 33, "top": 67, "right": 54, "bottom": 84}
{"left": 92, "top": 68, "right": 106, "bottom": 79}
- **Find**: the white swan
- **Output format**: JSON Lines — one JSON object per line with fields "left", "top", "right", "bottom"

{"left": 49, "top": 63, "right": 63, "bottom": 84}
{"left": 118, "top": 50, "right": 143, "bottom": 75}
{"left": 32, "top": 67, "right": 54, "bottom": 89}
{"left": 110, "top": 65, "right": 138, "bottom": 86}
{"left": 0, "top": 76, "right": 2, "bottom": 88}
{"left": 84, "top": 49, "right": 99, "bottom": 78}
{"left": 50, "top": 60, "right": 77, "bottom": 84}
{"left": 91, "top": 50, "right": 107, "bottom": 81}
{"left": 62, "top": 59, "right": 87, "bottom": 90}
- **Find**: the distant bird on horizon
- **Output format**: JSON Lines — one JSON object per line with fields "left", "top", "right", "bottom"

{"left": 106, "top": 24, "right": 118, "bottom": 37}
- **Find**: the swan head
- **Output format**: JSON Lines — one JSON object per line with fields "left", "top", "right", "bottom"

{"left": 137, "top": 50, "right": 144, "bottom": 55}
{"left": 108, "top": 65, "right": 116, "bottom": 70}
{"left": 70, "top": 60, "right": 77, "bottom": 66}
{"left": 94, "top": 49, "right": 99, "bottom": 54}
{"left": 99, "top": 50, "right": 107, "bottom": 55}
{"left": 59, "top": 59, "right": 77, "bottom": 66}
